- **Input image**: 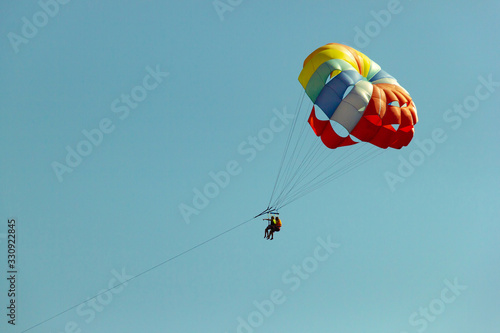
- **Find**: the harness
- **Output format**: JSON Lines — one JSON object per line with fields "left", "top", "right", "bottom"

{"left": 265, "top": 212, "right": 281, "bottom": 228}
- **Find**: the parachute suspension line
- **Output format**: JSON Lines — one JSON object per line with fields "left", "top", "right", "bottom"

{"left": 272, "top": 139, "right": 323, "bottom": 208}
{"left": 275, "top": 145, "right": 384, "bottom": 210}
{"left": 267, "top": 91, "right": 306, "bottom": 209}
{"left": 270, "top": 99, "right": 318, "bottom": 208}
{"left": 269, "top": 97, "right": 313, "bottom": 210}
{"left": 272, "top": 114, "right": 315, "bottom": 204}
{"left": 270, "top": 104, "right": 327, "bottom": 209}
{"left": 279, "top": 150, "right": 383, "bottom": 209}
{"left": 293, "top": 143, "right": 369, "bottom": 191}
{"left": 273, "top": 140, "right": 382, "bottom": 210}
{"left": 291, "top": 141, "right": 353, "bottom": 188}
{"left": 278, "top": 135, "right": 338, "bottom": 195}
{"left": 276, "top": 144, "right": 376, "bottom": 208}
{"left": 272, "top": 101, "right": 311, "bottom": 195}
{"left": 269, "top": 105, "right": 388, "bottom": 210}
{"left": 267, "top": 98, "right": 307, "bottom": 211}
{"left": 272, "top": 145, "right": 345, "bottom": 208}
{"left": 272, "top": 144, "right": 349, "bottom": 210}
{"left": 283, "top": 118, "right": 321, "bottom": 180}
{"left": 271, "top": 123, "right": 372, "bottom": 210}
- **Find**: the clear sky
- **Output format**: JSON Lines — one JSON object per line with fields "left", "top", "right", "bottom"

{"left": 1, "top": 1, "right": 499, "bottom": 332}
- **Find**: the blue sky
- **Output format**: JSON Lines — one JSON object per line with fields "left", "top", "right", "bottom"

{"left": 1, "top": 1, "right": 499, "bottom": 332}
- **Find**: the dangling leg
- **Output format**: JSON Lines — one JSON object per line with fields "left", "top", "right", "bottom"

{"left": 268, "top": 225, "right": 274, "bottom": 240}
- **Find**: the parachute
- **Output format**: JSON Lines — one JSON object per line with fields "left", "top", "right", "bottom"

{"left": 263, "top": 43, "right": 418, "bottom": 214}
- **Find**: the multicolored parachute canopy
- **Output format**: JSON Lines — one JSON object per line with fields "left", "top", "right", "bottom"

{"left": 263, "top": 43, "right": 419, "bottom": 212}
{"left": 299, "top": 43, "right": 418, "bottom": 149}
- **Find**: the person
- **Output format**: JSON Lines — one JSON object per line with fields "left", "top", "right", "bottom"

{"left": 263, "top": 215, "right": 282, "bottom": 240}
{"left": 263, "top": 216, "right": 274, "bottom": 239}
{"left": 268, "top": 216, "right": 282, "bottom": 240}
